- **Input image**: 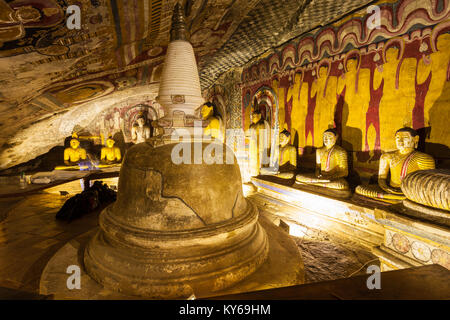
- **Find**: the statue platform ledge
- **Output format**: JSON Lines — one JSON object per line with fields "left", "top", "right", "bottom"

{"left": 250, "top": 176, "right": 450, "bottom": 271}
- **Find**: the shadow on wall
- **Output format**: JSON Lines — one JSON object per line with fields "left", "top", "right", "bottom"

{"left": 425, "top": 87, "right": 450, "bottom": 169}
{"left": 335, "top": 98, "right": 363, "bottom": 188}
{"left": 293, "top": 129, "right": 300, "bottom": 169}
{"left": 113, "top": 131, "right": 133, "bottom": 159}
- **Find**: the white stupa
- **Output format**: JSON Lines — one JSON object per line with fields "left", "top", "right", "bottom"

{"left": 157, "top": 3, "right": 204, "bottom": 127}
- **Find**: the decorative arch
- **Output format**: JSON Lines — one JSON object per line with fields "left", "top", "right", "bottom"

{"left": 252, "top": 85, "right": 280, "bottom": 167}
{"left": 85, "top": 97, "right": 164, "bottom": 143}
{"left": 252, "top": 85, "right": 279, "bottom": 130}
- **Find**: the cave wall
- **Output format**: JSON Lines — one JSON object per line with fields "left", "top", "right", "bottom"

{"left": 203, "top": 68, "right": 243, "bottom": 130}
{"left": 0, "top": 85, "right": 159, "bottom": 171}
{"left": 237, "top": 0, "right": 450, "bottom": 177}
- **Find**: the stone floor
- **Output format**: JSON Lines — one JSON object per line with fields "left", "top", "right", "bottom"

{"left": 294, "top": 235, "right": 379, "bottom": 283}
{"left": 0, "top": 189, "right": 379, "bottom": 296}
{"left": 0, "top": 192, "right": 100, "bottom": 293}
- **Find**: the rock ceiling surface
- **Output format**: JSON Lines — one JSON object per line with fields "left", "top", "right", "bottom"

{"left": 0, "top": 0, "right": 372, "bottom": 169}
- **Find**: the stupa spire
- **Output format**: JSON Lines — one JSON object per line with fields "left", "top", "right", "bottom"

{"left": 170, "top": 2, "right": 189, "bottom": 41}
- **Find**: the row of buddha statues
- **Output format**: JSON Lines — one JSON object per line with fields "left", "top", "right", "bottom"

{"left": 60, "top": 101, "right": 443, "bottom": 211}
{"left": 62, "top": 114, "right": 165, "bottom": 168}
{"left": 61, "top": 103, "right": 221, "bottom": 168}
{"left": 61, "top": 105, "right": 222, "bottom": 168}
{"left": 250, "top": 122, "right": 438, "bottom": 206}
{"left": 63, "top": 134, "right": 122, "bottom": 166}
{"left": 198, "top": 101, "right": 441, "bottom": 209}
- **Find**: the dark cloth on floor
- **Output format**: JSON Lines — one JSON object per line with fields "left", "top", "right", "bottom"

{"left": 56, "top": 181, "right": 116, "bottom": 222}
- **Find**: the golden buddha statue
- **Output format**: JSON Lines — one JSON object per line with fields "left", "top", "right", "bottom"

{"left": 64, "top": 136, "right": 87, "bottom": 165}
{"left": 100, "top": 138, "right": 121, "bottom": 164}
{"left": 247, "top": 110, "right": 271, "bottom": 177}
{"left": 260, "top": 129, "right": 297, "bottom": 179}
{"left": 201, "top": 102, "right": 224, "bottom": 142}
{"left": 295, "top": 129, "right": 350, "bottom": 191}
{"left": 355, "top": 127, "right": 435, "bottom": 203}
{"left": 131, "top": 114, "right": 151, "bottom": 144}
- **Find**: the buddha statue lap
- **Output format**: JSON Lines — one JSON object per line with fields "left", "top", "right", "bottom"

{"left": 201, "top": 102, "right": 224, "bottom": 142}
{"left": 100, "top": 137, "right": 121, "bottom": 164}
{"left": 63, "top": 136, "right": 87, "bottom": 166}
{"left": 295, "top": 129, "right": 350, "bottom": 195}
{"left": 355, "top": 127, "right": 435, "bottom": 203}
{"left": 260, "top": 129, "right": 297, "bottom": 179}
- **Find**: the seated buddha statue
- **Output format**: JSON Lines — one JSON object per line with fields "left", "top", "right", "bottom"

{"left": 260, "top": 129, "right": 297, "bottom": 179}
{"left": 355, "top": 127, "right": 435, "bottom": 203}
{"left": 100, "top": 137, "right": 121, "bottom": 164}
{"left": 295, "top": 129, "right": 350, "bottom": 192}
{"left": 131, "top": 114, "right": 151, "bottom": 144}
{"left": 201, "top": 102, "right": 224, "bottom": 142}
{"left": 246, "top": 110, "right": 271, "bottom": 177}
{"left": 64, "top": 135, "right": 87, "bottom": 165}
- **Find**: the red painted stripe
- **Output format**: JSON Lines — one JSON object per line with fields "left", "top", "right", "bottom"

{"left": 326, "top": 146, "right": 334, "bottom": 171}
{"left": 401, "top": 151, "right": 416, "bottom": 179}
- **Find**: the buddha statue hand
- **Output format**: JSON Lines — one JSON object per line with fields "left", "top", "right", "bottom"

{"left": 296, "top": 173, "right": 330, "bottom": 184}
{"left": 316, "top": 172, "right": 335, "bottom": 181}
{"left": 260, "top": 167, "right": 279, "bottom": 175}
{"left": 355, "top": 184, "right": 406, "bottom": 202}
{"left": 314, "top": 176, "right": 331, "bottom": 183}
{"left": 379, "top": 179, "right": 403, "bottom": 195}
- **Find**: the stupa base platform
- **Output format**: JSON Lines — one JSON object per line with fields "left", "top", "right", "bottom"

{"left": 39, "top": 214, "right": 304, "bottom": 300}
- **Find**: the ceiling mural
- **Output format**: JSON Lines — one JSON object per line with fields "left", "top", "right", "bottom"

{"left": 0, "top": 0, "right": 378, "bottom": 169}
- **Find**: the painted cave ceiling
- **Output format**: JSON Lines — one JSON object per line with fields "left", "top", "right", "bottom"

{"left": 0, "top": 0, "right": 373, "bottom": 169}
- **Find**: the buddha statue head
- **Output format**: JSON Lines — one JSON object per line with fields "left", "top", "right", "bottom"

{"left": 70, "top": 138, "right": 80, "bottom": 149}
{"left": 323, "top": 129, "right": 338, "bottom": 149}
{"left": 280, "top": 129, "right": 291, "bottom": 147}
{"left": 201, "top": 102, "right": 214, "bottom": 120}
{"left": 136, "top": 116, "right": 146, "bottom": 127}
{"left": 106, "top": 138, "right": 115, "bottom": 148}
{"left": 395, "top": 127, "right": 419, "bottom": 154}
{"left": 251, "top": 111, "right": 262, "bottom": 124}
